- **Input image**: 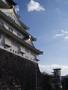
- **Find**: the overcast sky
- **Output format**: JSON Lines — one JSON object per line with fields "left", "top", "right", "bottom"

{"left": 16, "top": 0, "right": 68, "bottom": 76}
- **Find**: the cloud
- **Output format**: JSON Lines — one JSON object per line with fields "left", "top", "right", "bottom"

{"left": 39, "top": 64, "right": 68, "bottom": 76}
{"left": 27, "top": 0, "right": 45, "bottom": 12}
{"left": 55, "top": 29, "right": 68, "bottom": 40}
{"left": 65, "top": 36, "right": 68, "bottom": 39}
{"left": 55, "top": 33, "right": 64, "bottom": 37}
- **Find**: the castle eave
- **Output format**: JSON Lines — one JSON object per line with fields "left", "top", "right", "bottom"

{"left": 19, "top": 20, "right": 29, "bottom": 30}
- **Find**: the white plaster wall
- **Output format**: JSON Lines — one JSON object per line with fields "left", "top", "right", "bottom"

{"left": 11, "top": 42, "right": 18, "bottom": 52}
{"left": 5, "top": 37, "right": 11, "bottom": 46}
{"left": 20, "top": 46, "right": 26, "bottom": 53}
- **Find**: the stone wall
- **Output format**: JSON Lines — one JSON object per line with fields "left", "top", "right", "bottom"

{"left": 0, "top": 48, "right": 41, "bottom": 90}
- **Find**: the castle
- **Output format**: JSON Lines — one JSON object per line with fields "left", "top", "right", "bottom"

{"left": 0, "top": 0, "right": 43, "bottom": 90}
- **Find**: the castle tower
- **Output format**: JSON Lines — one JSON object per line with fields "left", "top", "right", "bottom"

{"left": 53, "top": 68, "right": 62, "bottom": 90}
{"left": 0, "top": 0, "right": 43, "bottom": 89}
{"left": 0, "top": 0, "right": 42, "bottom": 63}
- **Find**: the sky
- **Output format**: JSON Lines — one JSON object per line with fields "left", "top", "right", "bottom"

{"left": 15, "top": 0, "right": 68, "bottom": 76}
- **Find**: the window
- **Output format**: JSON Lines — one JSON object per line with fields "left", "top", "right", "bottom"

{"left": 9, "top": 27, "right": 13, "bottom": 32}
{"left": 17, "top": 44, "right": 20, "bottom": 53}
{"left": 20, "top": 51, "right": 24, "bottom": 56}
{"left": 4, "top": 44, "right": 10, "bottom": 48}
{"left": 17, "top": 32, "right": 24, "bottom": 39}
{"left": 13, "top": 50, "right": 14, "bottom": 52}
{"left": 10, "top": 49, "right": 12, "bottom": 51}
{"left": 1, "top": 35, "right": 5, "bottom": 46}
{"left": 15, "top": 51, "right": 17, "bottom": 53}
{"left": 17, "top": 32, "right": 21, "bottom": 36}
